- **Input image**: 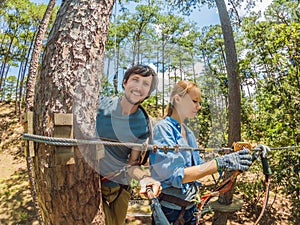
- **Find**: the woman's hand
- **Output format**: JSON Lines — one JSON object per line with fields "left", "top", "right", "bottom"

{"left": 215, "top": 148, "right": 253, "bottom": 171}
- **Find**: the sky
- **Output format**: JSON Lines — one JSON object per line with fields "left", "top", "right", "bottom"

{"left": 9, "top": 0, "right": 273, "bottom": 80}
{"left": 31, "top": 0, "right": 221, "bottom": 28}
{"left": 31, "top": 0, "right": 273, "bottom": 27}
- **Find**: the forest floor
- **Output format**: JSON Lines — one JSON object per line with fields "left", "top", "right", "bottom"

{"left": 0, "top": 101, "right": 293, "bottom": 225}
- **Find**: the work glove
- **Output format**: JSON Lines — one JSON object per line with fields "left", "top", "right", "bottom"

{"left": 257, "top": 144, "right": 270, "bottom": 158}
{"left": 215, "top": 148, "right": 253, "bottom": 171}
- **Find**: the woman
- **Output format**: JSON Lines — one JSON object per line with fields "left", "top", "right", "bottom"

{"left": 149, "top": 80, "right": 253, "bottom": 225}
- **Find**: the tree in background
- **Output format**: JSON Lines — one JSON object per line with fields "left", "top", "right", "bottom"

{"left": 0, "top": 0, "right": 58, "bottom": 113}
{"left": 26, "top": 0, "right": 57, "bottom": 111}
{"left": 24, "top": 1, "right": 58, "bottom": 224}
{"left": 240, "top": 0, "right": 299, "bottom": 147}
{"left": 2, "top": 75, "right": 17, "bottom": 101}
{"left": 238, "top": 2, "right": 300, "bottom": 222}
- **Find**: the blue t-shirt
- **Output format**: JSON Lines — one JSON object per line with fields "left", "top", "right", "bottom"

{"left": 96, "top": 95, "right": 149, "bottom": 186}
{"left": 150, "top": 116, "right": 204, "bottom": 209}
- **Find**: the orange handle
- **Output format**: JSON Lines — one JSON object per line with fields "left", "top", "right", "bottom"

{"left": 232, "top": 142, "right": 252, "bottom": 151}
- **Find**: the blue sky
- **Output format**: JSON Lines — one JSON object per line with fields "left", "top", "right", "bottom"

{"left": 31, "top": 0, "right": 273, "bottom": 28}
{"left": 8, "top": 0, "right": 272, "bottom": 78}
{"left": 31, "top": 0, "right": 220, "bottom": 28}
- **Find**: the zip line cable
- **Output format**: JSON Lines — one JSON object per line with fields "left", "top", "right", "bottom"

{"left": 22, "top": 133, "right": 300, "bottom": 152}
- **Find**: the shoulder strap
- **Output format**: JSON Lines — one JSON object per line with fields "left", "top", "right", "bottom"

{"left": 137, "top": 105, "right": 153, "bottom": 165}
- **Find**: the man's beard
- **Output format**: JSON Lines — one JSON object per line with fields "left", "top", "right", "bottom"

{"left": 124, "top": 92, "right": 144, "bottom": 105}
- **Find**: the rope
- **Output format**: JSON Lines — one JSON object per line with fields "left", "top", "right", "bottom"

{"left": 22, "top": 133, "right": 300, "bottom": 152}
{"left": 23, "top": 133, "right": 141, "bottom": 148}
{"left": 22, "top": 133, "right": 205, "bottom": 152}
{"left": 254, "top": 178, "right": 271, "bottom": 225}
{"left": 267, "top": 146, "right": 300, "bottom": 151}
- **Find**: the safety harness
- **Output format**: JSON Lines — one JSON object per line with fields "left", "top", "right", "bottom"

{"left": 159, "top": 193, "right": 195, "bottom": 225}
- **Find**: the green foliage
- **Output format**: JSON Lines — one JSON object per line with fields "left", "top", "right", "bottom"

{"left": 237, "top": 3, "right": 300, "bottom": 221}
{"left": 186, "top": 96, "right": 212, "bottom": 147}
{"left": 236, "top": 173, "right": 264, "bottom": 207}
{"left": 166, "top": 0, "right": 216, "bottom": 16}
{"left": 239, "top": 0, "right": 299, "bottom": 145}
{"left": 0, "top": 0, "right": 58, "bottom": 103}
{"left": 2, "top": 76, "right": 17, "bottom": 101}
{"left": 1, "top": 0, "right": 299, "bottom": 221}
{"left": 100, "top": 76, "right": 115, "bottom": 96}
{"left": 141, "top": 96, "right": 162, "bottom": 119}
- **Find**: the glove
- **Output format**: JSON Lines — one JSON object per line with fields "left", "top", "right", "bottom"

{"left": 215, "top": 148, "right": 253, "bottom": 171}
{"left": 257, "top": 144, "right": 270, "bottom": 158}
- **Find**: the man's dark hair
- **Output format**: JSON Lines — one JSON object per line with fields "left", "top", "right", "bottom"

{"left": 122, "top": 64, "right": 158, "bottom": 97}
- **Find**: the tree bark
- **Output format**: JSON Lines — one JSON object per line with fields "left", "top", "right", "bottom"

{"left": 26, "top": 0, "right": 57, "bottom": 111}
{"left": 215, "top": 0, "right": 241, "bottom": 146}
{"left": 213, "top": 0, "right": 241, "bottom": 224}
{"left": 25, "top": 1, "right": 57, "bottom": 224}
{"left": 32, "top": 0, "right": 115, "bottom": 224}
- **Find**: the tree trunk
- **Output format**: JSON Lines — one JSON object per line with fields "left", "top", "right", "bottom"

{"left": 26, "top": 0, "right": 57, "bottom": 111}
{"left": 215, "top": 0, "right": 241, "bottom": 146}
{"left": 213, "top": 0, "right": 241, "bottom": 224}
{"left": 25, "top": 1, "right": 57, "bottom": 224}
{"left": 32, "top": 0, "right": 115, "bottom": 224}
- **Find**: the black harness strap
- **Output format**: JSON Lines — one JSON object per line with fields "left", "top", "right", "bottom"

{"left": 159, "top": 193, "right": 195, "bottom": 225}
{"left": 159, "top": 193, "right": 194, "bottom": 207}
{"left": 137, "top": 105, "right": 152, "bottom": 165}
{"left": 174, "top": 206, "right": 186, "bottom": 225}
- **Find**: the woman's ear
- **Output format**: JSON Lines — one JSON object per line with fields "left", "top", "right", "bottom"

{"left": 174, "top": 94, "right": 181, "bottom": 103}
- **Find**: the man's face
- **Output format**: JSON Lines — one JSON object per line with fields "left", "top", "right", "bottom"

{"left": 123, "top": 74, "right": 152, "bottom": 105}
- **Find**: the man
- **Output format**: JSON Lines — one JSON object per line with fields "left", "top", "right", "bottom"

{"left": 96, "top": 64, "right": 161, "bottom": 225}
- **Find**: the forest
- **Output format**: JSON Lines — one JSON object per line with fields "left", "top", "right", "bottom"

{"left": 0, "top": 0, "right": 299, "bottom": 224}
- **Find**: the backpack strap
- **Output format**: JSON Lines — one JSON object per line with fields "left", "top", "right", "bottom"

{"left": 137, "top": 104, "right": 153, "bottom": 165}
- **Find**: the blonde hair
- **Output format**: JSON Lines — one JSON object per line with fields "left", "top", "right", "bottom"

{"left": 165, "top": 80, "right": 201, "bottom": 117}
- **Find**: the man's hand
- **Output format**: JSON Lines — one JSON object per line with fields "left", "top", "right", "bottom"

{"left": 216, "top": 148, "right": 253, "bottom": 171}
{"left": 139, "top": 176, "right": 161, "bottom": 197}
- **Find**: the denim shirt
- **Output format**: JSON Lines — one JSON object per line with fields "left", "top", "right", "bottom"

{"left": 150, "top": 116, "right": 204, "bottom": 195}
